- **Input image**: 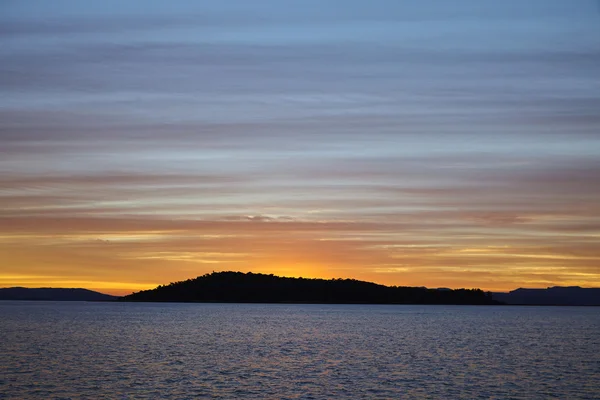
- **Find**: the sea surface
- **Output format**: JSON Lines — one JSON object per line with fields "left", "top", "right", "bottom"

{"left": 1, "top": 302, "right": 599, "bottom": 399}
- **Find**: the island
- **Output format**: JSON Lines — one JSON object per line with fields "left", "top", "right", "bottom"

{"left": 493, "top": 286, "right": 600, "bottom": 306}
{"left": 0, "top": 287, "right": 118, "bottom": 301}
{"left": 120, "top": 271, "right": 499, "bottom": 304}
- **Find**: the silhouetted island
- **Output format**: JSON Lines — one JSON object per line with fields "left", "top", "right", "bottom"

{"left": 493, "top": 286, "right": 600, "bottom": 306}
{"left": 0, "top": 287, "right": 117, "bottom": 302}
{"left": 121, "top": 271, "right": 499, "bottom": 304}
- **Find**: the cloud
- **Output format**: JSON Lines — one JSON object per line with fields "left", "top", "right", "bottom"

{"left": 1, "top": 0, "right": 599, "bottom": 292}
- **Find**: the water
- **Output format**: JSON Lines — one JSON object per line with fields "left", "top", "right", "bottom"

{"left": 1, "top": 302, "right": 599, "bottom": 399}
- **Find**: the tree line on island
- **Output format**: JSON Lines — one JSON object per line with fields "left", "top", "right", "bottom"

{"left": 121, "top": 271, "right": 499, "bottom": 305}
{"left": 1, "top": 273, "right": 597, "bottom": 304}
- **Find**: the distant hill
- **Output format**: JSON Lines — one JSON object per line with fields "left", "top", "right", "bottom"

{"left": 121, "top": 271, "right": 498, "bottom": 305}
{"left": 493, "top": 287, "right": 600, "bottom": 306}
{"left": 0, "top": 287, "right": 118, "bottom": 301}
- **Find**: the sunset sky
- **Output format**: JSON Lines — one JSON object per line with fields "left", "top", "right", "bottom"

{"left": 1, "top": 0, "right": 599, "bottom": 295}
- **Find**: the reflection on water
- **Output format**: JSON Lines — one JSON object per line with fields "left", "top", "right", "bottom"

{"left": 1, "top": 302, "right": 599, "bottom": 399}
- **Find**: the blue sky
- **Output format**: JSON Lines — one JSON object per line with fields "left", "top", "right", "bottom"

{"left": 1, "top": 0, "right": 599, "bottom": 293}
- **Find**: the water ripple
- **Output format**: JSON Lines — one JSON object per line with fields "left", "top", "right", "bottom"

{"left": 1, "top": 303, "right": 599, "bottom": 399}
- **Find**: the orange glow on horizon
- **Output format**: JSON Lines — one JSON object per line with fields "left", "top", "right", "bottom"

{"left": 2, "top": 222, "right": 599, "bottom": 297}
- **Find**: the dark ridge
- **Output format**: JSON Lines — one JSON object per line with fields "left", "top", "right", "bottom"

{"left": 0, "top": 287, "right": 117, "bottom": 302}
{"left": 493, "top": 286, "right": 600, "bottom": 306}
{"left": 121, "top": 271, "right": 499, "bottom": 305}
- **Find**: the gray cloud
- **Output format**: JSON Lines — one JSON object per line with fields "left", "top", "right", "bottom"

{"left": 1, "top": 0, "right": 599, "bottom": 290}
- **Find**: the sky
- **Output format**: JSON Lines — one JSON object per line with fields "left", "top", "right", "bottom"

{"left": 1, "top": 0, "right": 599, "bottom": 295}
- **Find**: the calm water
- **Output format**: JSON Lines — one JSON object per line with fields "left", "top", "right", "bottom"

{"left": 1, "top": 302, "right": 599, "bottom": 399}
